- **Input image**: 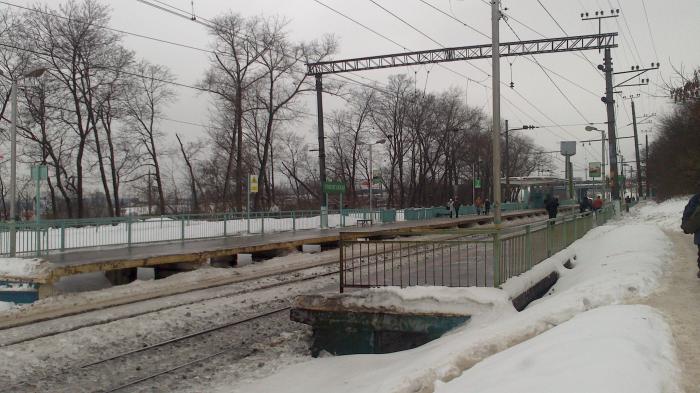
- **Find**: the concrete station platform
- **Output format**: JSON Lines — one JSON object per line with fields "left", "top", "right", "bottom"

{"left": 1, "top": 207, "right": 571, "bottom": 297}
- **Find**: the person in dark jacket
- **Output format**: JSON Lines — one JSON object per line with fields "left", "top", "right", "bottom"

{"left": 484, "top": 199, "right": 491, "bottom": 215}
{"left": 545, "top": 195, "right": 559, "bottom": 221}
{"left": 454, "top": 197, "right": 461, "bottom": 218}
{"left": 682, "top": 193, "right": 700, "bottom": 278}
{"left": 579, "top": 197, "right": 592, "bottom": 213}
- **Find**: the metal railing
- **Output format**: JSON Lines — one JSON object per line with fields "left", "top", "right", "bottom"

{"left": 0, "top": 205, "right": 493, "bottom": 256}
{"left": 339, "top": 205, "right": 615, "bottom": 291}
{"left": 0, "top": 202, "right": 589, "bottom": 257}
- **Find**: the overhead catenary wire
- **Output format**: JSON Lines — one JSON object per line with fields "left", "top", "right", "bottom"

{"left": 360, "top": 0, "right": 492, "bottom": 80}
{"left": 314, "top": 0, "right": 592, "bottom": 158}
{"left": 534, "top": 0, "right": 601, "bottom": 78}
{"left": 615, "top": 0, "right": 645, "bottom": 63}
{"left": 419, "top": 0, "right": 600, "bottom": 97}
{"left": 416, "top": 0, "right": 490, "bottom": 40}
{"left": 639, "top": 0, "right": 660, "bottom": 62}
{"left": 0, "top": 1, "right": 234, "bottom": 59}
{"left": 503, "top": 18, "right": 592, "bottom": 125}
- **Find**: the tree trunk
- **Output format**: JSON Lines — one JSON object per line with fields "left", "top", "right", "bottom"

{"left": 177, "top": 134, "right": 199, "bottom": 213}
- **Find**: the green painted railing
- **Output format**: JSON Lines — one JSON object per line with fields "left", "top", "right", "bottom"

{"left": 0, "top": 201, "right": 576, "bottom": 257}
{"left": 339, "top": 205, "right": 617, "bottom": 291}
{"left": 0, "top": 206, "right": 471, "bottom": 256}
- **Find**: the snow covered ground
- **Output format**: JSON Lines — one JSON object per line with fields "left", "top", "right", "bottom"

{"left": 0, "top": 257, "right": 47, "bottom": 278}
{"left": 434, "top": 305, "right": 679, "bottom": 393}
{"left": 225, "top": 202, "right": 683, "bottom": 393}
{"left": 630, "top": 196, "right": 692, "bottom": 232}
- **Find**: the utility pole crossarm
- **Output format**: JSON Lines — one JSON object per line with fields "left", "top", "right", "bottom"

{"left": 307, "top": 33, "right": 617, "bottom": 75}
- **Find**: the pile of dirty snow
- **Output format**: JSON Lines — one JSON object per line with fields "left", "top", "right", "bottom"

{"left": 631, "top": 197, "right": 691, "bottom": 232}
{"left": 0, "top": 258, "right": 47, "bottom": 278}
{"left": 295, "top": 286, "right": 511, "bottom": 317}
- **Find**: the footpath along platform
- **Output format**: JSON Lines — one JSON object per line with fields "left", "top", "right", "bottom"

{"left": 1, "top": 208, "right": 569, "bottom": 296}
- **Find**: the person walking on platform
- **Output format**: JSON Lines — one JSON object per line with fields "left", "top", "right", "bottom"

{"left": 484, "top": 199, "right": 491, "bottom": 215}
{"left": 454, "top": 197, "right": 461, "bottom": 218}
{"left": 545, "top": 195, "right": 559, "bottom": 223}
{"left": 682, "top": 191, "right": 700, "bottom": 278}
{"left": 579, "top": 197, "right": 592, "bottom": 213}
{"left": 592, "top": 195, "right": 604, "bottom": 212}
{"left": 475, "top": 196, "right": 483, "bottom": 215}
{"left": 447, "top": 198, "right": 454, "bottom": 218}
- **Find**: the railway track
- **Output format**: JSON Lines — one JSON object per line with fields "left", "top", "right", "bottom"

{"left": 1, "top": 307, "right": 292, "bottom": 393}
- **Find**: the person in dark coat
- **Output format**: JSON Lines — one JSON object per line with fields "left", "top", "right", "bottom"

{"left": 545, "top": 195, "right": 559, "bottom": 221}
{"left": 454, "top": 197, "right": 461, "bottom": 218}
{"left": 484, "top": 199, "right": 491, "bottom": 215}
{"left": 682, "top": 193, "right": 700, "bottom": 278}
{"left": 579, "top": 197, "right": 592, "bottom": 213}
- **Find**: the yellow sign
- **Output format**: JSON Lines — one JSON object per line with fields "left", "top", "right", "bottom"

{"left": 249, "top": 174, "right": 258, "bottom": 193}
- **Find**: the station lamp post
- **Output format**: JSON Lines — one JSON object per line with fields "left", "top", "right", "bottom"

{"left": 358, "top": 139, "right": 386, "bottom": 217}
{"left": 585, "top": 125, "right": 606, "bottom": 198}
{"left": 1, "top": 67, "right": 47, "bottom": 256}
{"left": 502, "top": 121, "right": 537, "bottom": 202}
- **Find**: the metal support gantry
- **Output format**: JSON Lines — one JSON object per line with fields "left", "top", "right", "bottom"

{"left": 307, "top": 31, "right": 619, "bottom": 214}
{"left": 307, "top": 33, "right": 617, "bottom": 75}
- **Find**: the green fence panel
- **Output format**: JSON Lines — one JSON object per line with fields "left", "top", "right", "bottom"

{"left": 380, "top": 209, "right": 396, "bottom": 223}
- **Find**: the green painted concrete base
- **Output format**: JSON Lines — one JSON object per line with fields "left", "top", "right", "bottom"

{"left": 291, "top": 308, "right": 469, "bottom": 356}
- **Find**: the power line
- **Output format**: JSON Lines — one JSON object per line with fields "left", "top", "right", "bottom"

{"left": 488, "top": 1, "right": 602, "bottom": 78}
{"left": 503, "top": 19, "right": 592, "bottom": 125}
{"left": 362, "top": 0, "right": 491, "bottom": 79}
{"left": 640, "top": 0, "right": 660, "bottom": 61}
{"left": 0, "top": 1, "right": 228, "bottom": 58}
{"left": 534, "top": 0, "right": 600, "bottom": 75}
{"left": 369, "top": 0, "right": 443, "bottom": 48}
{"left": 137, "top": 0, "right": 428, "bottom": 100}
{"left": 314, "top": 0, "right": 608, "bottom": 153}
{"left": 0, "top": 42, "right": 211, "bottom": 93}
{"left": 418, "top": 0, "right": 599, "bottom": 97}
{"left": 611, "top": 0, "right": 644, "bottom": 64}
{"left": 311, "top": 0, "right": 409, "bottom": 51}
{"left": 416, "top": 0, "right": 490, "bottom": 40}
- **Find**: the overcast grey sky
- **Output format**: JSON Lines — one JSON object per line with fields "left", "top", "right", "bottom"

{"left": 10, "top": 0, "right": 700, "bottom": 179}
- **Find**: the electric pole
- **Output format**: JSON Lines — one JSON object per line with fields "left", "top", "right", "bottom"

{"left": 643, "top": 130, "right": 651, "bottom": 198}
{"left": 491, "top": 0, "right": 502, "bottom": 225}
{"left": 628, "top": 95, "right": 643, "bottom": 198}
{"left": 504, "top": 120, "right": 509, "bottom": 202}
{"left": 602, "top": 48, "right": 621, "bottom": 201}
{"left": 315, "top": 74, "right": 327, "bottom": 211}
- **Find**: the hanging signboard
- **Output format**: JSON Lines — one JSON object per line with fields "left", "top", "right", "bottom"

{"left": 588, "top": 162, "right": 602, "bottom": 178}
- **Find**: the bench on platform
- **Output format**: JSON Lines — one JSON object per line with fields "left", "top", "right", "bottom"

{"left": 356, "top": 219, "right": 373, "bottom": 227}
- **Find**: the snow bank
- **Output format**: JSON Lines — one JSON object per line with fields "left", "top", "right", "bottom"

{"left": 0, "top": 258, "right": 47, "bottom": 278}
{"left": 434, "top": 305, "right": 680, "bottom": 393}
{"left": 630, "top": 197, "right": 691, "bottom": 232}
{"left": 297, "top": 286, "right": 512, "bottom": 317}
{"left": 231, "top": 221, "right": 672, "bottom": 393}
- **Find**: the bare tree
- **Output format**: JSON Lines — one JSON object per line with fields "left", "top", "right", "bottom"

{"left": 202, "top": 13, "right": 266, "bottom": 211}
{"left": 23, "top": 0, "right": 125, "bottom": 217}
{"left": 176, "top": 133, "right": 200, "bottom": 213}
{"left": 123, "top": 60, "right": 175, "bottom": 215}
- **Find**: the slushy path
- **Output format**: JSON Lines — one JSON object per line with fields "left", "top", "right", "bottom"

{"left": 641, "top": 230, "right": 700, "bottom": 392}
